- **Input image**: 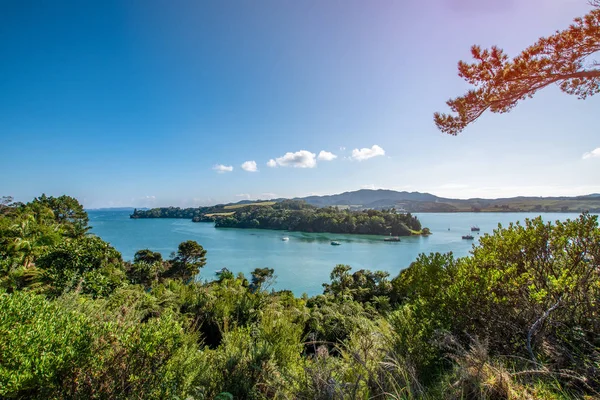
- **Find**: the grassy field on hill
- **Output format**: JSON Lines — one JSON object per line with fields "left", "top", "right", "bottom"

{"left": 204, "top": 212, "right": 235, "bottom": 217}
{"left": 223, "top": 201, "right": 276, "bottom": 210}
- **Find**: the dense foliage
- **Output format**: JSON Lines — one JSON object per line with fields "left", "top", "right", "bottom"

{"left": 435, "top": 2, "right": 600, "bottom": 135}
{"left": 131, "top": 206, "right": 207, "bottom": 219}
{"left": 213, "top": 200, "right": 423, "bottom": 236}
{"left": 1, "top": 195, "right": 599, "bottom": 399}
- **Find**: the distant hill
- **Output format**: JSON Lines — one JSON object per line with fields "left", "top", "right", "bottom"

{"left": 297, "top": 189, "right": 444, "bottom": 207}
{"left": 87, "top": 207, "right": 140, "bottom": 212}
{"left": 128, "top": 189, "right": 600, "bottom": 219}
{"left": 291, "top": 189, "right": 600, "bottom": 213}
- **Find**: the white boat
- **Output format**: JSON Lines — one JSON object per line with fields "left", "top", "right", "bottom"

{"left": 281, "top": 236, "right": 289, "bottom": 241}
{"left": 215, "top": 267, "right": 230, "bottom": 275}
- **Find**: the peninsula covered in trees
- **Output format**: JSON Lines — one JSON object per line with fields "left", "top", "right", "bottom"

{"left": 132, "top": 199, "right": 425, "bottom": 236}
{"left": 212, "top": 200, "right": 424, "bottom": 236}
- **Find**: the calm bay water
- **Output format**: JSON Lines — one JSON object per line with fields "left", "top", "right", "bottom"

{"left": 88, "top": 211, "right": 590, "bottom": 296}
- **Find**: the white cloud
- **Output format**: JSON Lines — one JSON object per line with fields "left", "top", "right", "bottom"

{"left": 318, "top": 150, "right": 337, "bottom": 161}
{"left": 351, "top": 145, "right": 385, "bottom": 161}
{"left": 266, "top": 159, "right": 277, "bottom": 168}
{"left": 582, "top": 147, "right": 600, "bottom": 160}
{"left": 340, "top": 146, "right": 346, "bottom": 151}
{"left": 261, "top": 192, "right": 277, "bottom": 199}
{"left": 241, "top": 160, "right": 258, "bottom": 172}
{"left": 213, "top": 164, "right": 233, "bottom": 173}
{"left": 236, "top": 193, "right": 251, "bottom": 199}
{"left": 274, "top": 150, "right": 317, "bottom": 168}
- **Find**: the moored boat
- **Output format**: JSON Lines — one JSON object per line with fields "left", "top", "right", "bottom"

{"left": 471, "top": 226, "right": 480, "bottom": 231}
{"left": 281, "top": 236, "right": 289, "bottom": 241}
{"left": 384, "top": 236, "right": 401, "bottom": 242}
{"left": 330, "top": 241, "right": 341, "bottom": 246}
{"left": 462, "top": 235, "right": 474, "bottom": 240}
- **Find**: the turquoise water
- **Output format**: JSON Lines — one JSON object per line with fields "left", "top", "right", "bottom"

{"left": 88, "top": 211, "right": 590, "bottom": 296}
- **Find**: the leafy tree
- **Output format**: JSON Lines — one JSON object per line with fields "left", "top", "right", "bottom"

{"left": 31, "top": 194, "right": 89, "bottom": 237}
{"left": 392, "top": 214, "right": 600, "bottom": 384}
{"left": 0, "top": 213, "right": 62, "bottom": 268}
{"left": 133, "top": 249, "right": 163, "bottom": 264}
{"left": 126, "top": 249, "right": 166, "bottom": 286}
{"left": 465, "top": 214, "right": 600, "bottom": 357}
{"left": 323, "top": 264, "right": 353, "bottom": 298}
{"left": 166, "top": 240, "right": 207, "bottom": 282}
{"left": 1, "top": 196, "right": 15, "bottom": 215}
{"left": 435, "top": 2, "right": 600, "bottom": 135}
{"left": 306, "top": 293, "right": 373, "bottom": 346}
{"left": 324, "top": 265, "right": 393, "bottom": 307}
{"left": 250, "top": 267, "right": 275, "bottom": 290}
{"left": 36, "top": 235, "right": 125, "bottom": 297}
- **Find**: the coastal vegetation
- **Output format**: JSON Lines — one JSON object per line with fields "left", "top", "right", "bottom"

{"left": 130, "top": 201, "right": 276, "bottom": 219}
{"left": 132, "top": 199, "right": 425, "bottom": 237}
{"left": 212, "top": 200, "right": 424, "bottom": 236}
{"left": 1, "top": 194, "right": 599, "bottom": 399}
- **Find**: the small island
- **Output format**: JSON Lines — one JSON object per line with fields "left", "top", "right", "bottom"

{"left": 132, "top": 200, "right": 427, "bottom": 237}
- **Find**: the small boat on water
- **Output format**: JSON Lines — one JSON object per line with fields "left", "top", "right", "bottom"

{"left": 281, "top": 236, "right": 289, "bottom": 241}
{"left": 331, "top": 241, "right": 341, "bottom": 246}
{"left": 462, "top": 235, "right": 474, "bottom": 240}
{"left": 471, "top": 226, "right": 480, "bottom": 232}
{"left": 384, "top": 236, "right": 401, "bottom": 242}
{"left": 215, "top": 267, "right": 230, "bottom": 275}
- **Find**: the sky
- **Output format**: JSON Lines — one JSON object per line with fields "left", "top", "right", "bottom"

{"left": 1, "top": 0, "right": 598, "bottom": 208}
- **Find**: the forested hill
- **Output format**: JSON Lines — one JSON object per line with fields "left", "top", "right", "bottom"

{"left": 129, "top": 189, "right": 600, "bottom": 218}
{"left": 131, "top": 200, "right": 425, "bottom": 236}
{"left": 298, "top": 189, "right": 443, "bottom": 206}
{"left": 130, "top": 201, "right": 276, "bottom": 219}
{"left": 296, "top": 189, "right": 600, "bottom": 212}
{"left": 212, "top": 200, "right": 424, "bottom": 236}
{"left": 131, "top": 206, "right": 206, "bottom": 219}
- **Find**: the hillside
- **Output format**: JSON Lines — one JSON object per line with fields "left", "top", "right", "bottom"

{"left": 297, "top": 189, "right": 443, "bottom": 206}
{"left": 129, "top": 189, "right": 600, "bottom": 218}
{"left": 295, "top": 190, "right": 600, "bottom": 213}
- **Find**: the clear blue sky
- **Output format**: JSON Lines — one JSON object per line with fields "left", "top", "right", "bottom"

{"left": 1, "top": 0, "right": 598, "bottom": 208}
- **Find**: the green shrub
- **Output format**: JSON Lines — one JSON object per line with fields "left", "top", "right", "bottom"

{"left": 0, "top": 291, "right": 93, "bottom": 398}
{"left": 36, "top": 235, "right": 126, "bottom": 298}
